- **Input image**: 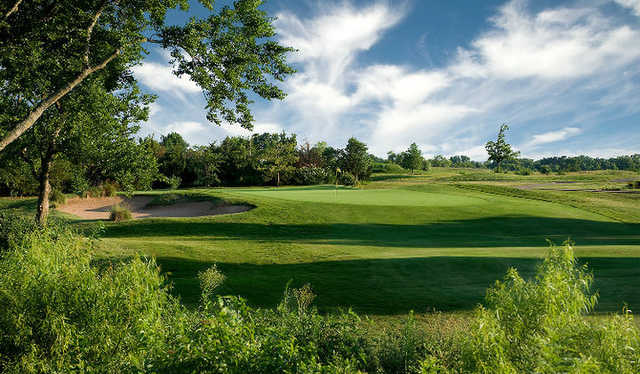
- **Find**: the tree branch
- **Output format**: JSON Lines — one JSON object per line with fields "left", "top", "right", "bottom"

{"left": 84, "top": 1, "right": 109, "bottom": 66}
{"left": 4, "top": 0, "right": 22, "bottom": 20}
{"left": 0, "top": 48, "right": 121, "bottom": 153}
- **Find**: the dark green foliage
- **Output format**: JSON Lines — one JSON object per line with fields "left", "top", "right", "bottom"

{"left": 515, "top": 167, "right": 533, "bottom": 175}
{"left": 294, "top": 167, "right": 329, "bottom": 185}
{"left": 339, "top": 172, "right": 357, "bottom": 186}
{"left": 0, "top": 0, "right": 294, "bottom": 152}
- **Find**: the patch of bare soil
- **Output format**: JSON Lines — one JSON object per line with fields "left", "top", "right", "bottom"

{"left": 57, "top": 196, "right": 252, "bottom": 220}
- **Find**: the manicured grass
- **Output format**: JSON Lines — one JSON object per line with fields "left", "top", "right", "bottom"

{"left": 3, "top": 170, "right": 639, "bottom": 316}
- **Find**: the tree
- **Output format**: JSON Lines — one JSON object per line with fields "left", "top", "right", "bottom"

{"left": 400, "top": 143, "right": 423, "bottom": 174}
{"left": 340, "top": 138, "right": 371, "bottom": 185}
{"left": 158, "top": 132, "right": 189, "bottom": 182}
{"left": 183, "top": 145, "right": 221, "bottom": 187}
{"left": 430, "top": 155, "right": 451, "bottom": 168}
{"left": 0, "top": 76, "right": 155, "bottom": 224}
{"left": 297, "top": 141, "right": 325, "bottom": 168}
{"left": 257, "top": 132, "right": 298, "bottom": 187}
{"left": 0, "top": 0, "right": 294, "bottom": 152}
{"left": 216, "top": 136, "right": 261, "bottom": 186}
{"left": 485, "top": 124, "right": 520, "bottom": 173}
{"left": 450, "top": 155, "right": 472, "bottom": 168}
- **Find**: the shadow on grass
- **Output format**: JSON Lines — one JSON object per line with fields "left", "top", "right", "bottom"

{"left": 101, "top": 217, "right": 640, "bottom": 248}
{"left": 153, "top": 256, "right": 640, "bottom": 315}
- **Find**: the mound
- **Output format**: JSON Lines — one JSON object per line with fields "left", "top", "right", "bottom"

{"left": 57, "top": 196, "right": 252, "bottom": 220}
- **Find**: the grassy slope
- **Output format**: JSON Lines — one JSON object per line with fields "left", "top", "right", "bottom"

{"left": 2, "top": 168, "right": 639, "bottom": 315}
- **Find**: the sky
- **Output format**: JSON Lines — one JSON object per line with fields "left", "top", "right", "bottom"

{"left": 132, "top": 0, "right": 640, "bottom": 160}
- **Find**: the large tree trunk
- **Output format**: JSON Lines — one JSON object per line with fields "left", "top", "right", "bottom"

{"left": 35, "top": 153, "right": 53, "bottom": 225}
{"left": 277, "top": 171, "right": 280, "bottom": 187}
{"left": 35, "top": 125, "right": 61, "bottom": 225}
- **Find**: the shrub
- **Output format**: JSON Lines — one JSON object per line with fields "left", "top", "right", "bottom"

{"left": 462, "top": 242, "right": 640, "bottom": 373}
{"left": 385, "top": 163, "right": 406, "bottom": 173}
{"left": 49, "top": 189, "right": 66, "bottom": 208}
{"left": 102, "top": 181, "right": 118, "bottom": 197}
{"left": 515, "top": 167, "right": 533, "bottom": 175}
{"left": 338, "top": 172, "right": 357, "bottom": 186}
{"left": 109, "top": 203, "right": 132, "bottom": 222}
{"left": 0, "top": 216, "right": 179, "bottom": 373}
{"left": 168, "top": 176, "right": 182, "bottom": 190}
{"left": 628, "top": 181, "right": 640, "bottom": 189}
{"left": 198, "top": 265, "right": 226, "bottom": 303}
{"left": 540, "top": 165, "right": 552, "bottom": 175}
{"left": 84, "top": 185, "right": 107, "bottom": 198}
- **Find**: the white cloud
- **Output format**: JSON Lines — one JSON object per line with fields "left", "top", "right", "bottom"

{"left": 139, "top": 0, "right": 640, "bottom": 160}
{"left": 526, "top": 127, "right": 582, "bottom": 147}
{"left": 220, "top": 122, "right": 283, "bottom": 137}
{"left": 276, "top": 2, "right": 406, "bottom": 84}
{"left": 452, "top": 0, "right": 640, "bottom": 80}
{"left": 131, "top": 61, "right": 201, "bottom": 99}
{"left": 615, "top": 0, "right": 640, "bottom": 16}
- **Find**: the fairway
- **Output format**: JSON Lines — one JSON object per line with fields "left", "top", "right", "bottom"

{"left": 62, "top": 173, "right": 638, "bottom": 316}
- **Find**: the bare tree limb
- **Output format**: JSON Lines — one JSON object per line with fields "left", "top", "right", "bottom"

{"left": 0, "top": 48, "right": 121, "bottom": 152}
{"left": 4, "top": 0, "right": 22, "bottom": 20}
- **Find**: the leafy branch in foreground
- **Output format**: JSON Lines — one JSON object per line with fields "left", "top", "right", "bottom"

{"left": 0, "top": 0, "right": 295, "bottom": 152}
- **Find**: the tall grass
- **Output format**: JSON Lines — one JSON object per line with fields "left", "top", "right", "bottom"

{"left": 0, "top": 214, "right": 638, "bottom": 373}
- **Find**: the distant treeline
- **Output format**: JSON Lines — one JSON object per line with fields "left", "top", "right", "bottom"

{"left": 490, "top": 154, "right": 640, "bottom": 174}
{"left": 1, "top": 131, "right": 638, "bottom": 196}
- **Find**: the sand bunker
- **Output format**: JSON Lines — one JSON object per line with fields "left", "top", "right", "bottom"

{"left": 57, "top": 196, "right": 252, "bottom": 220}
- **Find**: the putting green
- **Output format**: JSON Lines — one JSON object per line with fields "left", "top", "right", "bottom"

{"left": 232, "top": 186, "right": 489, "bottom": 207}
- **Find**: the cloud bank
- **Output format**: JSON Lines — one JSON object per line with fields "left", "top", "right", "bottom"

{"left": 134, "top": 0, "right": 640, "bottom": 160}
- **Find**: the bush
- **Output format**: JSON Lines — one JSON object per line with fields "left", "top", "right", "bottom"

{"left": 293, "top": 167, "right": 329, "bottom": 185}
{"left": 49, "top": 189, "right": 66, "bottom": 208}
{"left": 540, "top": 165, "right": 552, "bottom": 175}
{"left": 109, "top": 203, "right": 132, "bottom": 222}
{"left": 198, "top": 265, "right": 226, "bottom": 303}
{"left": 102, "top": 181, "right": 118, "bottom": 197}
{"left": 515, "top": 167, "right": 533, "bottom": 176}
{"left": 168, "top": 176, "right": 182, "bottom": 190}
{"left": 85, "top": 185, "right": 104, "bottom": 198}
{"left": 0, "top": 216, "right": 179, "bottom": 373}
{"left": 461, "top": 242, "right": 640, "bottom": 373}
{"left": 628, "top": 181, "right": 640, "bottom": 189}
{"left": 338, "top": 172, "right": 357, "bottom": 186}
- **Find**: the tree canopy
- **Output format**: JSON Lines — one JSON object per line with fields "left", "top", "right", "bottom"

{"left": 485, "top": 124, "right": 520, "bottom": 173}
{"left": 0, "top": 0, "right": 295, "bottom": 152}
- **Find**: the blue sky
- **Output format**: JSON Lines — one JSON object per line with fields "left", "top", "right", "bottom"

{"left": 133, "top": 0, "right": 640, "bottom": 160}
